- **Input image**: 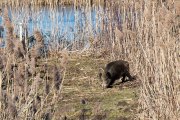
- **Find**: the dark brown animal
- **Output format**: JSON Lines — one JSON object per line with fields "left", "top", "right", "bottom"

{"left": 101, "top": 60, "right": 135, "bottom": 88}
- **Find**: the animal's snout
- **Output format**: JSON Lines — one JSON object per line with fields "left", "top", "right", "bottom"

{"left": 102, "top": 80, "right": 111, "bottom": 88}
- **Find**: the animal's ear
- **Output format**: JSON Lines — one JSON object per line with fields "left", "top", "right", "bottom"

{"left": 99, "top": 72, "right": 102, "bottom": 80}
{"left": 106, "top": 72, "right": 111, "bottom": 79}
{"left": 124, "top": 61, "right": 129, "bottom": 68}
{"left": 98, "top": 68, "right": 104, "bottom": 80}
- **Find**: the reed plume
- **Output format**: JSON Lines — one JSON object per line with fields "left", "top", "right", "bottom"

{"left": 0, "top": 56, "right": 4, "bottom": 70}
{"left": 60, "top": 51, "right": 68, "bottom": 69}
{"left": 29, "top": 57, "right": 36, "bottom": 75}
{"left": 30, "top": 30, "right": 46, "bottom": 59}
{"left": 45, "top": 83, "right": 50, "bottom": 95}
{"left": 42, "top": 112, "right": 50, "bottom": 120}
{"left": 0, "top": 71, "right": 2, "bottom": 110}
{"left": 175, "top": 1, "right": 180, "bottom": 15}
{"left": 13, "top": 40, "right": 26, "bottom": 60}
{"left": 3, "top": 6, "right": 14, "bottom": 54}
{"left": 14, "top": 63, "right": 25, "bottom": 89}
{"left": 7, "top": 103, "right": 18, "bottom": 119}
{"left": 34, "top": 73, "right": 42, "bottom": 86}
{"left": 31, "top": 103, "right": 37, "bottom": 114}
{"left": 34, "top": 31, "right": 44, "bottom": 45}
{"left": 36, "top": 95, "right": 41, "bottom": 103}
{"left": 53, "top": 65, "right": 61, "bottom": 90}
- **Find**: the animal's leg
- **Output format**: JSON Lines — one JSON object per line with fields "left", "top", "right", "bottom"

{"left": 106, "top": 79, "right": 116, "bottom": 88}
{"left": 125, "top": 72, "right": 134, "bottom": 81}
{"left": 122, "top": 74, "right": 126, "bottom": 83}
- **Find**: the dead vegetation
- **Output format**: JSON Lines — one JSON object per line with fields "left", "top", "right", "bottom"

{"left": 0, "top": 0, "right": 179, "bottom": 119}
{"left": 0, "top": 0, "right": 104, "bottom": 6}
{"left": 0, "top": 6, "right": 68, "bottom": 119}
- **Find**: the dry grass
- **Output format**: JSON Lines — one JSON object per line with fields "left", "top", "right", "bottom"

{"left": 0, "top": 0, "right": 104, "bottom": 7}
{"left": 0, "top": 7, "right": 67, "bottom": 119}
{"left": 58, "top": 54, "right": 139, "bottom": 119}
{"left": 0, "top": 0, "right": 179, "bottom": 119}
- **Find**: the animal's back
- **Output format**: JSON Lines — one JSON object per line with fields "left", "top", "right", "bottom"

{"left": 105, "top": 60, "right": 129, "bottom": 79}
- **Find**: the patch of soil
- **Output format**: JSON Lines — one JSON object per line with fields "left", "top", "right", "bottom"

{"left": 115, "top": 116, "right": 132, "bottom": 120}
{"left": 119, "top": 79, "right": 141, "bottom": 89}
{"left": 78, "top": 109, "right": 90, "bottom": 120}
{"left": 117, "top": 101, "right": 128, "bottom": 107}
{"left": 123, "top": 107, "right": 131, "bottom": 113}
{"left": 92, "top": 114, "right": 107, "bottom": 120}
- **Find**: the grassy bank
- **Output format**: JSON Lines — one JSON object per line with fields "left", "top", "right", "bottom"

{"left": 58, "top": 54, "right": 140, "bottom": 119}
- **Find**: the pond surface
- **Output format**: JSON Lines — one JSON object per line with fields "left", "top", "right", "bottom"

{"left": 0, "top": 6, "right": 104, "bottom": 46}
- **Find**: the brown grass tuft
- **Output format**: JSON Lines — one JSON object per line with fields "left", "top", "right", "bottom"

{"left": 42, "top": 112, "right": 51, "bottom": 120}
{"left": 8, "top": 103, "right": 18, "bottom": 118}
{"left": 30, "top": 30, "right": 46, "bottom": 59}
{"left": 174, "top": 1, "right": 180, "bottom": 15}
{"left": 53, "top": 65, "right": 61, "bottom": 90}
{"left": 45, "top": 84, "right": 50, "bottom": 95}
{"left": 34, "top": 30, "right": 44, "bottom": 44}
{"left": 60, "top": 50, "right": 68, "bottom": 69}
{"left": 13, "top": 40, "right": 26, "bottom": 60}
{"left": 3, "top": 6, "right": 14, "bottom": 54}
{"left": 29, "top": 57, "right": 36, "bottom": 75}
{"left": 0, "top": 56, "right": 4, "bottom": 70}
{"left": 14, "top": 63, "right": 25, "bottom": 89}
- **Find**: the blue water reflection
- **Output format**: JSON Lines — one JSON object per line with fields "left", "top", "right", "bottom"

{"left": 0, "top": 6, "right": 103, "bottom": 47}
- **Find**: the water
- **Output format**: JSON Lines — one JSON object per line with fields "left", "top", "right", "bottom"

{"left": 0, "top": 6, "right": 103, "bottom": 47}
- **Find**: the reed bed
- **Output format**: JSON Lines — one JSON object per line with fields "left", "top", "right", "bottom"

{"left": 0, "top": 5, "right": 68, "bottom": 119}
{"left": 0, "top": 0, "right": 179, "bottom": 119}
{"left": 97, "top": 0, "right": 179, "bottom": 119}
{"left": 101, "top": 0, "right": 179, "bottom": 119}
{"left": 0, "top": 0, "right": 103, "bottom": 7}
